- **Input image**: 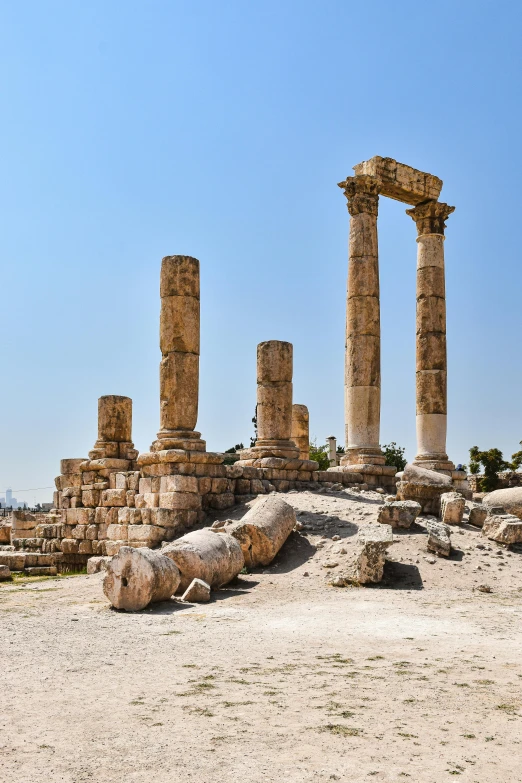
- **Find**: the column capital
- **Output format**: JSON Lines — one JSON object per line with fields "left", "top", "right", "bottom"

{"left": 338, "top": 175, "right": 380, "bottom": 217}
{"left": 406, "top": 201, "right": 455, "bottom": 236}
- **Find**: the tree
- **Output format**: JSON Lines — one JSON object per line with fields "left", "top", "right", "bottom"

{"left": 381, "top": 442, "right": 407, "bottom": 472}
{"left": 469, "top": 446, "right": 512, "bottom": 492}
{"left": 309, "top": 440, "right": 330, "bottom": 471}
{"left": 250, "top": 407, "right": 258, "bottom": 448}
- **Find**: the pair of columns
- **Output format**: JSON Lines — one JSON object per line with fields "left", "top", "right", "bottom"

{"left": 339, "top": 174, "right": 454, "bottom": 469}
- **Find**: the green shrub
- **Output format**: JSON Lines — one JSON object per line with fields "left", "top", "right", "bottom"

{"left": 309, "top": 440, "right": 330, "bottom": 471}
{"left": 381, "top": 442, "right": 407, "bottom": 472}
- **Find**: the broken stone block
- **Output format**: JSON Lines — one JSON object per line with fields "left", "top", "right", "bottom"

{"left": 396, "top": 463, "right": 452, "bottom": 514}
{"left": 162, "top": 529, "right": 244, "bottom": 592}
{"left": 87, "top": 556, "right": 111, "bottom": 574}
{"left": 0, "top": 564, "right": 11, "bottom": 580}
{"left": 482, "top": 487, "right": 522, "bottom": 520}
{"left": 181, "top": 577, "right": 211, "bottom": 603}
{"left": 103, "top": 546, "right": 181, "bottom": 611}
{"left": 0, "top": 523, "right": 11, "bottom": 543}
{"left": 482, "top": 513, "right": 522, "bottom": 545}
{"left": 353, "top": 524, "right": 395, "bottom": 583}
{"left": 440, "top": 492, "right": 465, "bottom": 525}
{"left": 222, "top": 494, "right": 296, "bottom": 568}
{"left": 377, "top": 500, "right": 421, "bottom": 529}
{"left": 101, "top": 489, "right": 127, "bottom": 507}
{"left": 468, "top": 503, "right": 487, "bottom": 528}
{"left": 426, "top": 519, "right": 451, "bottom": 557}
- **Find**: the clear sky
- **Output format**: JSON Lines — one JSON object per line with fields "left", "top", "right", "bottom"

{"left": 1, "top": 0, "right": 521, "bottom": 505}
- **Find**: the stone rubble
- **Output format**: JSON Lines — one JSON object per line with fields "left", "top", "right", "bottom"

{"left": 440, "top": 491, "right": 466, "bottom": 525}
{"left": 181, "top": 578, "right": 211, "bottom": 603}
{"left": 377, "top": 500, "right": 421, "bottom": 529}
{"left": 426, "top": 519, "right": 452, "bottom": 557}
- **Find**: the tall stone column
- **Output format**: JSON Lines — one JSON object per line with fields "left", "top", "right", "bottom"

{"left": 152, "top": 255, "right": 205, "bottom": 452}
{"left": 240, "top": 341, "right": 299, "bottom": 460}
{"left": 338, "top": 175, "right": 384, "bottom": 466}
{"left": 291, "top": 404, "right": 309, "bottom": 460}
{"left": 406, "top": 201, "right": 455, "bottom": 470}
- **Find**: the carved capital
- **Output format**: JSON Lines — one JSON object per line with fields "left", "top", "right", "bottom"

{"left": 406, "top": 201, "right": 455, "bottom": 236}
{"left": 338, "top": 175, "right": 380, "bottom": 217}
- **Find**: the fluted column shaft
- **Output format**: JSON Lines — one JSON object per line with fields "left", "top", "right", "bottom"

{"left": 406, "top": 202, "right": 454, "bottom": 467}
{"left": 338, "top": 175, "right": 384, "bottom": 465}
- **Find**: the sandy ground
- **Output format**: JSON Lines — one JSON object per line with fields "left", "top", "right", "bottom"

{"left": 1, "top": 488, "right": 522, "bottom": 783}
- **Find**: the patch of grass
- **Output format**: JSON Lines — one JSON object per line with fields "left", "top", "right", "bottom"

{"left": 497, "top": 703, "right": 517, "bottom": 714}
{"left": 161, "top": 630, "right": 182, "bottom": 635}
{"left": 454, "top": 683, "right": 470, "bottom": 688}
{"left": 222, "top": 700, "right": 254, "bottom": 708}
{"left": 403, "top": 698, "right": 416, "bottom": 704}
{"left": 461, "top": 734, "right": 476, "bottom": 739}
{"left": 320, "top": 724, "right": 362, "bottom": 737}
{"left": 367, "top": 655, "right": 384, "bottom": 661}
{"left": 182, "top": 664, "right": 198, "bottom": 668}
{"left": 398, "top": 732, "right": 418, "bottom": 738}
{"left": 183, "top": 706, "right": 214, "bottom": 716}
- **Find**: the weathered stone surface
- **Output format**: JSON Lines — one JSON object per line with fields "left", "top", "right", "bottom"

{"left": 0, "top": 523, "right": 11, "bottom": 543}
{"left": 482, "top": 488, "right": 522, "bottom": 520}
{"left": 468, "top": 503, "right": 488, "bottom": 528}
{"left": 377, "top": 500, "right": 421, "bottom": 529}
{"left": 87, "top": 556, "right": 111, "bottom": 574}
{"left": 162, "top": 530, "right": 244, "bottom": 592}
{"left": 97, "top": 395, "right": 132, "bottom": 443}
{"left": 0, "top": 564, "right": 11, "bottom": 580}
{"left": 397, "top": 463, "right": 452, "bottom": 514}
{"left": 291, "top": 404, "right": 310, "bottom": 461}
{"left": 355, "top": 524, "right": 394, "bottom": 583}
{"left": 482, "top": 513, "right": 522, "bottom": 545}
{"left": 103, "top": 546, "right": 181, "bottom": 611}
{"left": 352, "top": 157, "right": 442, "bottom": 205}
{"left": 440, "top": 492, "right": 465, "bottom": 525}
{"left": 426, "top": 519, "right": 451, "bottom": 557}
{"left": 181, "top": 577, "right": 211, "bottom": 603}
{"left": 223, "top": 494, "right": 296, "bottom": 568}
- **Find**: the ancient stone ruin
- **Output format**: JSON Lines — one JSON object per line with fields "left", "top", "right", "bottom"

{"left": 2, "top": 156, "right": 490, "bottom": 588}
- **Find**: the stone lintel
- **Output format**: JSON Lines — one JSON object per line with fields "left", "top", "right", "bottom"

{"left": 352, "top": 156, "right": 442, "bottom": 205}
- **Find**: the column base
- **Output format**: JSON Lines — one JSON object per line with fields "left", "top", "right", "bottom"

{"left": 340, "top": 447, "right": 386, "bottom": 466}
{"left": 412, "top": 454, "right": 455, "bottom": 474}
{"left": 152, "top": 429, "right": 206, "bottom": 452}
{"left": 238, "top": 440, "right": 299, "bottom": 461}
{"left": 89, "top": 440, "right": 138, "bottom": 461}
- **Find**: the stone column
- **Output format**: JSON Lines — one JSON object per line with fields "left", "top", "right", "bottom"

{"left": 327, "top": 436, "right": 337, "bottom": 467}
{"left": 291, "top": 404, "right": 309, "bottom": 460}
{"left": 241, "top": 341, "right": 299, "bottom": 460}
{"left": 152, "top": 255, "right": 205, "bottom": 452}
{"left": 406, "top": 201, "right": 455, "bottom": 471}
{"left": 338, "top": 175, "right": 384, "bottom": 465}
{"left": 90, "top": 395, "right": 136, "bottom": 460}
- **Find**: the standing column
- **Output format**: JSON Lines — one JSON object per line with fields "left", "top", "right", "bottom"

{"left": 406, "top": 201, "right": 455, "bottom": 470}
{"left": 338, "top": 175, "right": 384, "bottom": 465}
{"left": 91, "top": 395, "right": 136, "bottom": 460}
{"left": 152, "top": 255, "right": 206, "bottom": 452}
{"left": 240, "top": 341, "right": 299, "bottom": 460}
{"left": 291, "top": 404, "right": 309, "bottom": 460}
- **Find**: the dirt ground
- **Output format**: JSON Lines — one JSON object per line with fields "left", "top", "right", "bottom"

{"left": 1, "top": 488, "right": 522, "bottom": 783}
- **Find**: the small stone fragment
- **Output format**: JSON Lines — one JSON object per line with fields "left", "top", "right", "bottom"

{"left": 468, "top": 504, "right": 487, "bottom": 528}
{"left": 181, "top": 578, "right": 211, "bottom": 603}
{"left": 377, "top": 500, "right": 421, "bottom": 529}
{"left": 426, "top": 519, "right": 451, "bottom": 557}
{"left": 0, "top": 564, "right": 11, "bottom": 580}
{"left": 482, "top": 513, "right": 522, "bottom": 545}
{"left": 440, "top": 491, "right": 465, "bottom": 525}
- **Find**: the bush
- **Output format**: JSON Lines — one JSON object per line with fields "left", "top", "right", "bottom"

{"left": 469, "top": 446, "right": 511, "bottom": 492}
{"left": 309, "top": 440, "right": 330, "bottom": 471}
{"left": 381, "top": 442, "right": 407, "bottom": 472}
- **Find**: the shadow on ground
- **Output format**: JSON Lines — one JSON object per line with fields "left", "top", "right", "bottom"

{"left": 380, "top": 560, "right": 424, "bottom": 590}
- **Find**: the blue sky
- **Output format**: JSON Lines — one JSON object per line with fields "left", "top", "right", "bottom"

{"left": 1, "top": 0, "right": 521, "bottom": 504}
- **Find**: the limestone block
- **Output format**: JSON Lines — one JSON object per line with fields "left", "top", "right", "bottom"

{"left": 195, "top": 464, "right": 227, "bottom": 477}
{"left": 159, "top": 492, "right": 201, "bottom": 510}
{"left": 482, "top": 487, "right": 522, "bottom": 520}
{"left": 101, "top": 489, "right": 127, "bottom": 507}
{"left": 352, "top": 157, "right": 442, "bottom": 204}
{"left": 159, "top": 352, "right": 199, "bottom": 432}
{"left": 126, "top": 490, "right": 136, "bottom": 507}
{"left": 225, "top": 464, "right": 244, "bottom": 479}
{"left": 345, "top": 386, "right": 381, "bottom": 449}
{"left": 426, "top": 519, "right": 451, "bottom": 557}
{"left": 128, "top": 525, "right": 165, "bottom": 545}
{"left": 95, "top": 507, "right": 108, "bottom": 526}
{"left": 416, "top": 266, "right": 445, "bottom": 299}
{"left": 257, "top": 340, "right": 292, "bottom": 383}
{"left": 354, "top": 524, "right": 395, "bottom": 583}
{"left": 224, "top": 495, "right": 296, "bottom": 568}
{"left": 160, "top": 255, "right": 200, "bottom": 299}
{"left": 207, "top": 492, "right": 235, "bottom": 510}
{"left": 0, "top": 564, "right": 11, "bottom": 580}
{"left": 345, "top": 335, "right": 380, "bottom": 387}
{"left": 440, "top": 492, "right": 465, "bottom": 525}
{"left": 128, "top": 472, "right": 140, "bottom": 491}
{"left": 162, "top": 529, "right": 244, "bottom": 592}
{"left": 198, "top": 477, "right": 213, "bottom": 495}
{"left": 82, "top": 489, "right": 100, "bottom": 508}
{"left": 139, "top": 478, "right": 152, "bottom": 494}
{"left": 235, "top": 479, "right": 251, "bottom": 495}
{"left": 416, "top": 295, "right": 446, "bottom": 335}
{"left": 105, "top": 540, "right": 125, "bottom": 557}
{"left": 159, "top": 475, "right": 198, "bottom": 493}
{"left": 415, "top": 413, "right": 448, "bottom": 457}
{"left": 114, "top": 473, "right": 127, "bottom": 490}
{"left": 79, "top": 540, "right": 93, "bottom": 554}
{"left": 348, "top": 213, "right": 378, "bottom": 260}
{"left": 416, "top": 370, "right": 446, "bottom": 414}
{"left": 87, "top": 556, "right": 111, "bottom": 575}
{"left": 396, "top": 463, "right": 452, "bottom": 514}
{"left": 346, "top": 295, "right": 380, "bottom": 338}
{"left": 181, "top": 578, "right": 211, "bottom": 603}
{"left": 97, "top": 395, "right": 132, "bottom": 443}
{"left": 251, "top": 479, "right": 266, "bottom": 494}
{"left": 416, "top": 234, "right": 445, "bottom": 269}
{"left": 377, "top": 500, "right": 421, "bottom": 529}
{"left": 211, "top": 477, "right": 230, "bottom": 494}
{"left": 86, "top": 524, "right": 98, "bottom": 540}
{"left": 160, "top": 295, "right": 200, "bottom": 354}
{"left": 416, "top": 333, "right": 446, "bottom": 371}
{"left": 118, "top": 507, "right": 131, "bottom": 524}
{"left": 482, "top": 514, "right": 522, "bottom": 544}
{"left": 257, "top": 383, "right": 293, "bottom": 441}
{"left": 0, "top": 523, "right": 11, "bottom": 543}
{"left": 107, "top": 524, "right": 129, "bottom": 541}
{"left": 63, "top": 486, "right": 82, "bottom": 499}
{"left": 61, "top": 539, "right": 79, "bottom": 554}
{"left": 150, "top": 508, "right": 195, "bottom": 529}
{"left": 468, "top": 503, "right": 488, "bottom": 528}
{"left": 103, "top": 545, "right": 181, "bottom": 611}
{"left": 61, "top": 459, "right": 86, "bottom": 475}
{"left": 0, "top": 552, "right": 25, "bottom": 570}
